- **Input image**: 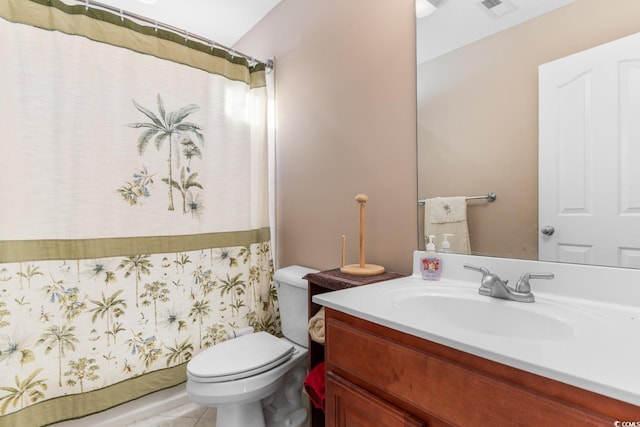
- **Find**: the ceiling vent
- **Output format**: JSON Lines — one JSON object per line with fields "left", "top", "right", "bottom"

{"left": 478, "top": 0, "right": 517, "bottom": 17}
{"left": 481, "top": 0, "right": 501, "bottom": 8}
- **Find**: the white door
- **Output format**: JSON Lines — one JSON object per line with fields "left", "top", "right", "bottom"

{"left": 539, "top": 32, "right": 640, "bottom": 268}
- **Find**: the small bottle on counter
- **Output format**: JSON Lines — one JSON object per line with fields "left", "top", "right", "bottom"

{"left": 421, "top": 235, "right": 441, "bottom": 281}
{"left": 440, "top": 234, "right": 453, "bottom": 253}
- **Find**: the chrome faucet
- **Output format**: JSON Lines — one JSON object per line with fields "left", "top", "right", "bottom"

{"left": 463, "top": 264, "right": 554, "bottom": 303}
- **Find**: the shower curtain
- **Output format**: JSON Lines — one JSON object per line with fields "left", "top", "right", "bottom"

{"left": 0, "top": 0, "right": 276, "bottom": 425}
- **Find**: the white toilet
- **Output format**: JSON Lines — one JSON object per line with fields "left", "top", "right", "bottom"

{"left": 186, "top": 265, "right": 318, "bottom": 427}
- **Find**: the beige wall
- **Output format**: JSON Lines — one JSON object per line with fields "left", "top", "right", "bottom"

{"left": 417, "top": 0, "right": 640, "bottom": 260}
{"left": 235, "top": 0, "right": 418, "bottom": 274}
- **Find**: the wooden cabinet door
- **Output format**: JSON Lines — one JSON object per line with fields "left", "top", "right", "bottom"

{"left": 326, "top": 372, "right": 426, "bottom": 427}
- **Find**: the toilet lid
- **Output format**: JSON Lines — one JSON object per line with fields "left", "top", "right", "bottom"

{"left": 187, "top": 332, "right": 295, "bottom": 382}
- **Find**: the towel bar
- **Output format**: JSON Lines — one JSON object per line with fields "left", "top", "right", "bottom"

{"left": 418, "top": 192, "right": 496, "bottom": 206}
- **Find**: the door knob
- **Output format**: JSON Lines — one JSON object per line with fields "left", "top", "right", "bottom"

{"left": 540, "top": 226, "right": 555, "bottom": 236}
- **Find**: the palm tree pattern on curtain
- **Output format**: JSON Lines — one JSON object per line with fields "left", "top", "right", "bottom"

{"left": 0, "top": 243, "right": 277, "bottom": 417}
{"left": 119, "top": 94, "right": 204, "bottom": 215}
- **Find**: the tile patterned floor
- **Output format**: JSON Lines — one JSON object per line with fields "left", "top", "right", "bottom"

{"left": 129, "top": 402, "right": 216, "bottom": 427}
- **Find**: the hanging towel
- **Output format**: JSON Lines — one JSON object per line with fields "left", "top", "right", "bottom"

{"left": 304, "top": 362, "right": 326, "bottom": 411}
{"left": 425, "top": 197, "right": 471, "bottom": 254}
{"left": 430, "top": 196, "right": 467, "bottom": 223}
{"left": 308, "top": 307, "right": 325, "bottom": 344}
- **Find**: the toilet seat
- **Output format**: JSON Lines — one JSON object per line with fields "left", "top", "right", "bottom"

{"left": 187, "top": 332, "right": 295, "bottom": 383}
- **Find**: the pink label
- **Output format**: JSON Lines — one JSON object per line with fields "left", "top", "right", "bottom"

{"left": 421, "top": 257, "right": 440, "bottom": 272}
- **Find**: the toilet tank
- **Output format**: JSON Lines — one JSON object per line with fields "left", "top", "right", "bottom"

{"left": 274, "top": 265, "right": 319, "bottom": 348}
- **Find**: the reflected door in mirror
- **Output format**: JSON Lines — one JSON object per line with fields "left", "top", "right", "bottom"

{"left": 539, "top": 31, "right": 640, "bottom": 268}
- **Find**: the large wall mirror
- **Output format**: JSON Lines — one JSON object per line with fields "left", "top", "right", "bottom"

{"left": 417, "top": 0, "right": 640, "bottom": 268}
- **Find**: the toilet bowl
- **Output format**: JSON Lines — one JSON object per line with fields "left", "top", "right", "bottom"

{"left": 186, "top": 265, "right": 318, "bottom": 427}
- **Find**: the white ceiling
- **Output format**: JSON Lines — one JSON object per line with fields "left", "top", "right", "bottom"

{"left": 81, "top": 0, "right": 574, "bottom": 63}
{"left": 417, "top": 0, "right": 576, "bottom": 64}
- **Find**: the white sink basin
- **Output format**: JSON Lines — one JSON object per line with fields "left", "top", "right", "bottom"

{"left": 388, "top": 284, "right": 609, "bottom": 340}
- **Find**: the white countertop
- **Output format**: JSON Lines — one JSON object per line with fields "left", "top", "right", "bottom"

{"left": 313, "top": 252, "right": 640, "bottom": 406}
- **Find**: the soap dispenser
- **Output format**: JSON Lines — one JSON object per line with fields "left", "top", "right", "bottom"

{"left": 421, "top": 235, "right": 441, "bottom": 281}
{"left": 440, "top": 234, "right": 454, "bottom": 253}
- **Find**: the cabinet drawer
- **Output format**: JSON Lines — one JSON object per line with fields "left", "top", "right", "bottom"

{"left": 326, "top": 372, "right": 425, "bottom": 427}
{"left": 326, "top": 317, "right": 612, "bottom": 426}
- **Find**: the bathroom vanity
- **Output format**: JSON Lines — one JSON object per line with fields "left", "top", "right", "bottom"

{"left": 304, "top": 268, "right": 406, "bottom": 427}
{"left": 314, "top": 252, "right": 640, "bottom": 425}
{"left": 323, "top": 308, "right": 636, "bottom": 426}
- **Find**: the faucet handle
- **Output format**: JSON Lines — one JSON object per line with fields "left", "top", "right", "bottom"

{"left": 463, "top": 264, "right": 489, "bottom": 275}
{"left": 464, "top": 264, "right": 508, "bottom": 289}
{"left": 515, "top": 273, "right": 554, "bottom": 293}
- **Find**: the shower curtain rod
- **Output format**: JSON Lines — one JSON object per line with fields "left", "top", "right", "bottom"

{"left": 68, "top": 0, "right": 274, "bottom": 72}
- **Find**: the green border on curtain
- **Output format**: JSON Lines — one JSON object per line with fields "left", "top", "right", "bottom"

{"left": 0, "top": 227, "right": 271, "bottom": 262}
{"left": 0, "top": 364, "right": 186, "bottom": 427}
{"left": 0, "top": 0, "right": 267, "bottom": 88}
